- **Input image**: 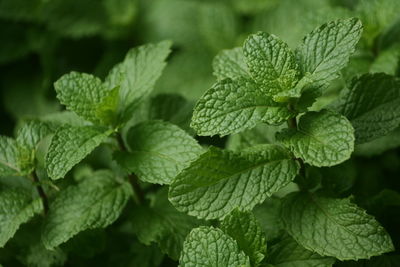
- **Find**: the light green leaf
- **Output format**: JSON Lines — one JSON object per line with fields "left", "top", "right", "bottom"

{"left": 42, "top": 170, "right": 132, "bottom": 249}
{"left": 169, "top": 145, "right": 299, "bottom": 220}
{"left": 268, "top": 235, "right": 335, "bottom": 267}
{"left": 191, "top": 78, "right": 293, "bottom": 137}
{"left": 281, "top": 192, "right": 394, "bottom": 260}
{"left": 16, "top": 121, "right": 55, "bottom": 152}
{"left": 0, "top": 188, "right": 43, "bottom": 247}
{"left": 243, "top": 32, "right": 299, "bottom": 96}
{"left": 179, "top": 226, "right": 250, "bottom": 267}
{"left": 46, "top": 125, "right": 112, "bottom": 180}
{"left": 0, "top": 136, "right": 21, "bottom": 176}
{"left": 213, "top": 47, "right": 249, "bottom": 80}
{"left": 105, "top": 41, "right": 172, "bottom": 119}
{"left": 221, "top": 209, "right": 267, "bottom": 266}
{"left": 131, "top": 189, "right": 204, "bottom": 260}
{"left": 335, "top": 73, "right": 400, "bottom": 144}
{"left": 296, "top": 18, "right": 363, "bottom": 87}
{"left": 276, "top": 110, "right": 355, "bottom": 167}
{"left": 54, "top": 72, "right": 118, "bottom": 125}
{"left": 115, "top": 121, "right": 203, "bottom": 185}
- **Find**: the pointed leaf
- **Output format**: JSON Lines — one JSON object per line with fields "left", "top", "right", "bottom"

{"left": 281, "top": 192, "right": 394, "bottom": 260}
{"left": 276, "top": 110, "right": 354, "bottom": 167}
{"left": 169, "top": 145, "right": 299, "bottom": 220}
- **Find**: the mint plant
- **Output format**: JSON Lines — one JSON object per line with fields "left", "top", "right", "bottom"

{"left": 174, "top": 18, "right": 397, "bottom": 266}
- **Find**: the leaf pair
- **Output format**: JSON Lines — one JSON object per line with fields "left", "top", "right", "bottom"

{"left": 0, "top": 121, "right": 55, "bottom": 177}
{"left": 192, "top": 18, "right": 363, "bottom": 137}
{"left": 180, "top": 209, "right": 265, "bottom": 267}
{"left": 46, "top": 41, "right": 172, "bottom": 180}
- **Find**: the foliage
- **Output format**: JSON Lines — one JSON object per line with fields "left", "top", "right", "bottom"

{"left": 1, "top": 0, "right": 400, "bottom": 266}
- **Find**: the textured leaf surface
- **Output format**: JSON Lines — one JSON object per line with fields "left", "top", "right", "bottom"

{"left": 0, "top": 137, "right": 21, "bottom": 176}
{"left": 54, "top": 72, "right": 118, "bottom": 125}
{"left": 131, "top": 189, "right": 203, "bottom": 260}
{"left": 0, "top": 188, "right": 43, "bottom": 247}
{"left": 221, "top": 209, "right": 266, "bottom": 265}
{"left": 335, "top": 73, "right": 400, "bottom": 144}
{"left": 281, "top": 192, "right": 394, "bottom": 260}
{"left": 46, "top": 126, "right": 111, "bottom": 180}
{"left": 105, "top": 41, "right": 171, "bottom": 118}
{"left": 16, "top": 121, "right": 55, "bottom": 151}
{"left": 243, "top": 32, "right": 299, "bottom": 96}
{"left": 42, "top": 170, "right": 132, "bottom": 249}
{"left": 213, "top": 47, "right": 249, "bottom": 80}
{"left": 191, "top": 78, "right": 293, "bottom": 137}
{"left": 296, "top": 18, "right": 363, "bottom": 87}
{"left": 169, "top": 145, "right": 299, "bottom": 219}
{"left": 276, "top": 110, "right": 354, "bottom": 167}
{"left": 180, "top": 226, "right": 250, "bottom": 267}
{"left": 115, "top": 121, "right": 202, "bottom": 184}
{"left": 268, "top": 235, "right": 335, "bottom": 267}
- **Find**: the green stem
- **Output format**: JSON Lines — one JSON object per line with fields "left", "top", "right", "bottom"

{"left": 31, "top": 171, "right": 49, "bottom": 214}
{"left": 116, "top": 133, "right": 145, "bottom": 204}
{"left": 286, "top": 116, "right": 307, "bottom": 189}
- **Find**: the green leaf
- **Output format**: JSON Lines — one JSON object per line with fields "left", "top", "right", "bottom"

{"left": 221, "top": 209, "right": 267, "bottom": 266}
{"left": 54, "top": 72, "right": 118, "bottom": 125}
{"left": 46, "top": 125, "right": 112, "bottom": 180}
{"left": 355, "top": 127, "right": 400, "bottom": 156}
{"left": 253, "top": 197, "right": 284, "bottom": 241}
{"left": 276, "top": 110, "right": 355, "bottom": 167}
{"left": 296, "top": 18, "right": 363, "bottom": 87}
{"left": 115, "top": 121, "right": 202, "bottom": 185}
{"left": 105, "top": 41, "right": 172, "bottom": 119}
{"left": 243, "top": 32, "right": 299, "bottom": 96}
{"left": 149, "top": 93, "right": 194, "bottom": 132}
{"left": 335, "top": 73, "right": 400, "bottom": 144}
{"left": 42, "top": 170, "right": 132, "bottom": 249}
{"left": 16, "top": 121, "right": 55, "bottom": 152}
{"left": 131, "top": 189, "right": 204, "bottom": 260}
{"left": 0, "top": 188, "right": 43, "bottom": 247}
{"left": 169, "top": 145, "right": 299, "bottom": 220}
{"left": 191, "top": 78, "right": 293, "bottom": 137}
{"left": 268, "top": 235, "right": 335, "bottom": 267}
{"left": 213, "top": 47, "right": 249, "bottom": 80}
{"left": 179, "top": 226, "right": 250, "bottom": 267}
{"left": 0, "top": 136, "right": 21, "bottom": 176}
{"left": 281, "top": 192, "right": 394, "bottom": 260}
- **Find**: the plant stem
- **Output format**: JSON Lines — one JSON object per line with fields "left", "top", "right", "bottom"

{"left": 286, "top": 116, "right": 307, "bottom": 186}
{"left": 116, "top": 133, "right": 145, "bottom": 204}
{"left": 31, "top": 171, "right": 49, "bottom": 214}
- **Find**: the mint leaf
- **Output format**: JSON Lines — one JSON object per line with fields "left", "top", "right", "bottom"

{"left": 213, "top": 47, "right": 249, "bottom": 80}
{"left": 355, "top": 127, "right": 400, "bottom": 156}
{"left": 191, "top": 78, "right": 293, "bottom": 137}
{"left": 180, "top": 226, "right": 250, "bottom": 267}
{"left": 115, "top": 121, "right": 202, "bottom": 185}
{"left": 105, "top": 41, "right": 172, "bottom": 119}
{"left": 335, "top": 73, "right": 400, "bottom": 144}
{"left": 253, "top": 197, "right": 284, "bottom": 241}
{"left": 221, "top": 209, "right": 267, "bottom": 266}
{"left": 243, "top": 32, "right": 299, "bottom": 96}
{"left": 276, "top": 110, "right": 355, "bottom": 167}
{"left": 131, "top": 189, "right": 204, "bottom": 260}
{"left": 0, "top": 188, "right": 43, "bottom": 247}
{"left": 0, "top": 136, "right": 21, "bottom": 176}
{"left": 16, "top": 121, "right": 55, "bottom": 152}
{"left": 54, "top": 72, "right": 118, "bottom": 125}
{"left": 281, "top": 192, "right": 394, "bottom": 260}
{"left": 42, "top": 170, "right": 132, "bottom": 249}
{"left": 268, "top": 235, "right": 335, "bottom": 267}
{"left": 169, "top": 145, "right": 299, "bottom": 219}
{"left": 46, "top": 126, "right": 112, "bottom": 180}
{"left": 296, "top": 18, "right": 363, "bottom": 87}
